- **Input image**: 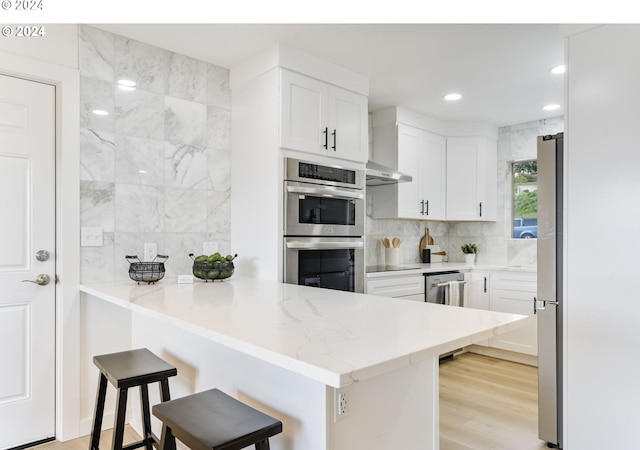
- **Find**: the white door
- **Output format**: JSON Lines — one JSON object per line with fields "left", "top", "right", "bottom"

{"left": 0, "top": 74, "right": 56, "bottom": 449}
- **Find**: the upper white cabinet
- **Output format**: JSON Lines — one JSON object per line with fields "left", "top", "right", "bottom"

{"left": 369, "top": 107, "right": 497, "bottom": 222}
{"left": 446, "top": 136, "right": 497, "bottom": 221}
{"left": 371, "top": 123, "right": 446, "bottom": 220}
{"left": 280, "top": 70, "right": 368, "bottom": 163}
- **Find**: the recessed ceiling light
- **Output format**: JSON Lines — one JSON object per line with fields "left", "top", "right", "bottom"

{"left": 91, "top": 109, "right": 109, "bottom": 116}
{"left": 550, "top": 65, "right": 566, "bottom": 75}
{"left": 118, "top": 79, "right": 136, "bottom": 87}
{"left": 444, "top": 93, "right": 462, "bottom": 101}
{"left": 543, "top": 104, "right": 561, "bottom": 111}
{"left": 117, "top": 79, "right": 137, "bottom": 91}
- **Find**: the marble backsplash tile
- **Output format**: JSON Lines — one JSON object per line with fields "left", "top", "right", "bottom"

{"left": 79, "top": 25, "right": 231, "bottom": 281}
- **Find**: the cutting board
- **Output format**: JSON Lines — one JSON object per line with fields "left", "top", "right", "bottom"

{"left": 419, "top": 227, "right": 435, "bottom": 257}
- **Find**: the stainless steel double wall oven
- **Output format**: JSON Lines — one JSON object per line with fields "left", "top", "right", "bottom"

{"left": 283, "top": 158, "right": 365, "bottom": 293}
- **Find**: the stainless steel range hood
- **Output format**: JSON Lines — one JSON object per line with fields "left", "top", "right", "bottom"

{"left": 365, "top": 161, "right": 412, "bottom": 186}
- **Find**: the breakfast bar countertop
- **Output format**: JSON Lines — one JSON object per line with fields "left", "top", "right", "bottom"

{"left": 80, "top": 277, "right": 526, "bottom": 388}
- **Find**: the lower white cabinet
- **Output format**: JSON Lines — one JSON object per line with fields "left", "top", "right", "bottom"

{"left": 466, "top": 269, "right": 537, "bottom": 356}
{"left": 366, "top": 275, "right": 424, "bottom": 302}
{"left": 490, "top": 271, "right": 537, "bottom": 356}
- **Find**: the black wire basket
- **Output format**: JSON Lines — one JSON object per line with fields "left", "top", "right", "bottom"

{"left": 126, "top": 255, "right": 169, "bottom": 284}
{"left": 189, "top": 253, "right": 236, "bottom": 282}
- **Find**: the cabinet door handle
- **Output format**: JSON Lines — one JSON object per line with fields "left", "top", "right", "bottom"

{"left": 323, "top": 127, "right": 328, "bottom": 149}
{"left": 479, "top": 202, "right": 483, "bottom": 217}
{"left": 420, "top": 200, "right": 425, "bottom": 215}
{"left": 331, "top": 129, "right": 337, "bottom": 151}
{"left": 483, "top": 276, "right": 487, "bottom": 293}
{"left": 425, "top": 200, "right": 429, "bottom": 216}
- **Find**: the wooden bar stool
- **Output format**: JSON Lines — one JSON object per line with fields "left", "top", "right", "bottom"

{"left": 90, "top": 348, "right": 178, "bottom": 450}
{"left": 152, "top": 388, "right": 283, "bottom": 450}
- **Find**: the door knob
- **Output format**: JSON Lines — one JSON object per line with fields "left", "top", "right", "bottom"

{"left": 36, "top": 250, "right": 50, "bottom": 261}
{"left": 22, "top": 274, "right": 51, "bottom": 286}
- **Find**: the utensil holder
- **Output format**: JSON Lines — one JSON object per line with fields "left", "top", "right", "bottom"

{"left": 385, "top": 248, "right": 400, "bottom": 266}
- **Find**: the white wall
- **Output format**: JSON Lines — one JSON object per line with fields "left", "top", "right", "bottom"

{"left": 78, "top": 25, "right": 232, "bottom": 282}
{"left": 565, "top": 24, "right": 640, "bottom": 448}
{"left": 0, "top": 25, "right": 79, "bottom": 69}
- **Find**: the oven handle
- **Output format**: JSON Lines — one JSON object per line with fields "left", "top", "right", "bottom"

{"left": 286, "top": 185, "right": 364, "bottom": 200}
{"left": 286, "top": 240, "right": 364, "bottom": 249}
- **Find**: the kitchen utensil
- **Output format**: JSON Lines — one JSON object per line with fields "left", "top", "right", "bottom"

{"left": 381, "top": 238, "right": 391, "bottom": 248}
{"left": 392, "top": 237, "right": 401, "bottom": 248}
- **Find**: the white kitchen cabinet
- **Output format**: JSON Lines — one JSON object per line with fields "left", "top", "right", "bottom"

{"left": 489, "top": 271, "right": 537, "bottom": 356}
{"left": 465, "top": 271, "right": 491, "bottom": 346}
{"left": 280, "top": 70, "right": 368, "bottom": 163}
{"left": 446, "top": 136, "right": 497, "bottom": 221}
{"left": 467, "top": 271, "right": 490, "bottom": 310}
{"left": 366, "top": 274, "right": 425, "bottom": 302}
{"left": 371, "top": 123, "right": 446, "bottom": 220}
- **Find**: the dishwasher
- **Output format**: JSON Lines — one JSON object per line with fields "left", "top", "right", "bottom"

{"left": 425, "top": 271, "right": 467, "bottom": 360}
{"left": 424, "top": 271, "right": 465, "bottom": 306}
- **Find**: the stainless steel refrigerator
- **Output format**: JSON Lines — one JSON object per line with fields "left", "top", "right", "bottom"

{"left": 536, "top": 132, "right": 563, "bottom": 448}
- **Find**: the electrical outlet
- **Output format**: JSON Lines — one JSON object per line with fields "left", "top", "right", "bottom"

{"left": 334, "top": 388, "right": 349, "bottom": 422}
{"left": 143, "top": 243, "right": 157, "bottom": 262}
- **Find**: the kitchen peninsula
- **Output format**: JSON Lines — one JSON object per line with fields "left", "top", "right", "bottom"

{"left": 80, "top": 277, "right": 526, "bottom": 450}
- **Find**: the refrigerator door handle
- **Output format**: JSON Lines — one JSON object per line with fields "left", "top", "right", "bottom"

{"left": 534, "top": 297, "right": 559, "bottom": 313}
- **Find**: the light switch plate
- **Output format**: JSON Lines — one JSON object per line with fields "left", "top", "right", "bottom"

{"left": 81, "top": 227, "right": 103, "bottom": 247}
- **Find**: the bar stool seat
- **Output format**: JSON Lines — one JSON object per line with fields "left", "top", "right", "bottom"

{"left": 90, "top": 348, "right": 177, "bottom": 450}
{"left": 152, "top": 388, "right": 283, "bottom": 450}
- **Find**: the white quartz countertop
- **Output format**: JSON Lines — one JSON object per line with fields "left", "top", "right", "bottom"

{"left": 366, "top": 262, "right": 537, "bottom": 278}
{"left": 80, "top": 277, "right": 527, "bottom": 388}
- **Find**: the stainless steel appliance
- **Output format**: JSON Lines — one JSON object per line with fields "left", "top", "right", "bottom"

{"left": 535, "top": 132, "right": 563, "bottom": 448}
{"left": 284, "top": 237, "right": 364, "bottom": 293}
{"left": 365, "top": 160, "right": 412, "bottom": 186}
{"left": 425, "top": 271, "right": 465, "bottom": 306}
{"left": 283, "top": 158, "right": 365, "bottom": 293}
{"left": 284, "top": 157, "right": 364, "bottom": 237}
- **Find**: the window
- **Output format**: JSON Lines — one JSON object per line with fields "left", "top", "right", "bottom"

{"left": 512, "top": 160, "right": 538, "bottom": 239}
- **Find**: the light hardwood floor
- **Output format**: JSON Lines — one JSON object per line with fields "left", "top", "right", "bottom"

{"left": 32, "top": 353, "right": 547, "bottom": 450}
{"left": 440, "top": 352, "right": 549, "bottom": 450}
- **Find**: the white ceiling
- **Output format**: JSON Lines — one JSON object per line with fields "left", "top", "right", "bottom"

{"left": 95, "top": 23, "right": 566, "bottom": 127}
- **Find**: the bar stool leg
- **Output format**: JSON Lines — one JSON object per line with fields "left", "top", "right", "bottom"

{"left": 90, "top": 373, "right": 108, "bottom": 450}
{"left": 139, "top": 384, "right": 153, "bottom": 450}
{"left": 159, "top": 379, "right": 171, "bottom": 402}
{"left": 158, "top": 425, "right": 176, "bottom": 450}
{"left": 255, "top": 440, "right": 271, "bottom": 450}
{"left": 111, "top": 388, "right": 128, "bottom": 450}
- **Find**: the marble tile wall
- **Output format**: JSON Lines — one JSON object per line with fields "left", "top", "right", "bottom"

{"left": 79, "top": 25, "right": 231, "bottom": 282}
{"left": 366, "top": 116, "right": 564, "bottom": 267}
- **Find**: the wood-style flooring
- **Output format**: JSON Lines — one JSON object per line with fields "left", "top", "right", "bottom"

{"left": 440, "top": 352, "right": 549, "bottom": 450}
{"left": 31, "top": 353, "right": 548, "bottom": 450}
